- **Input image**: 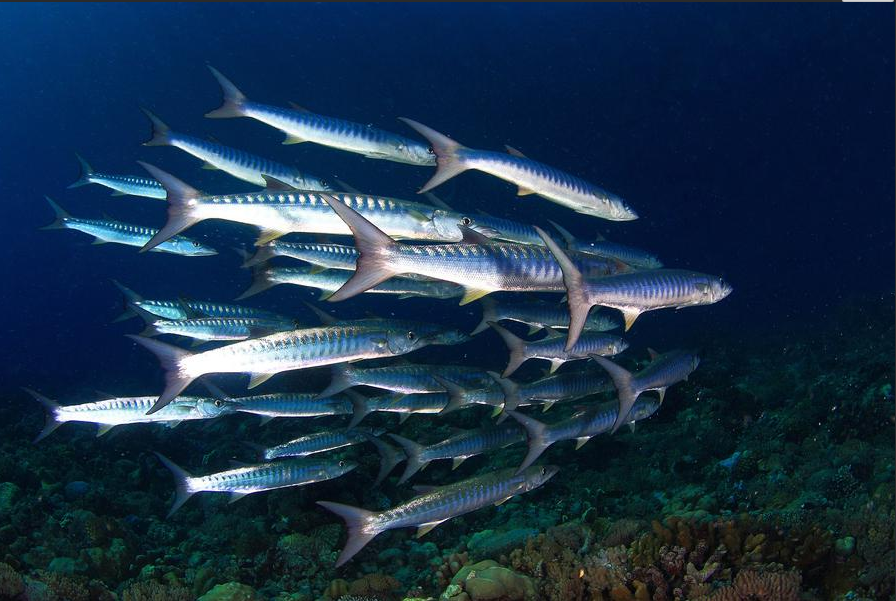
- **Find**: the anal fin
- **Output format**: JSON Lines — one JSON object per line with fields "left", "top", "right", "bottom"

{"left": 416, "top": 520, "right": 447, "bottom": 538}
{"left": 248, "top": 373, "right": 274, "bottom": 389}
{"left": 460, "top": 288, "right": 492, "bottom": 306}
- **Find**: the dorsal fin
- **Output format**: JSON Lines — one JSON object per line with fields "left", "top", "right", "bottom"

{"left": 542, "top": 326, "right": 564, "bottom": 339}
{"left": 459, "top": 226, "right": 494, "bottom": 245}
{"left": 287, "top": 101, "right": 311, "bottom": 113}
{"left": 303, "top": 301, "right": 338, "bottom": 326}
{"left": 261, "top": 175, "right": 298, "bottom": 191}
{"left": 177, "top": 298, "right": 203, "bottom": 319}
{"left": 647, "top": 348, "right": 660, "bottom": 361}
{"left": 505, "top": 145, "right": 528, "bottom": 159}
{"left": 424, "top": 192, "right": 453, "bottom": 211}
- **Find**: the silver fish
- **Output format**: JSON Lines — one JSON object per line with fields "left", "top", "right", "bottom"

{"left": 537, "top": 227, "right": 732, "bottom": 347}
{"left": 258, "top": 428, "right": 384, "bottom": 460}
{"left": 137, "top": 163, "right": 478, "bottom": 250}
{"left": 318, "top": 362, "right": 495, "bottom": 398}
{"left": 68, "top": 154, "right": 167, "bottom": 199}
{"left": 317, "top": 465, "right": 558, "bottom": 566}
{"left": 113, "top": 281, "right": 290, "bottom": 323}
{"left": 471, "top": 296, "right": 620, "bottom": 336}
{"left": 488, "top": 321, "right": 628, "bottom": 377}
{"left": 236, "top": 264, "right": 463, "bottom": 302}
{"left": 319, "top": 194, "right": 623, "bottom": 305}
{"left": 205, "top": 66, "right": 436, "bottom": 166}
{"left": 41, "top": 197, "right": 216, "bottom": 257}
{"left": 549, "top": 221, "right": 662, "bottom": 269}
{"left": 129, "top": 322, "right": 467, "bottom": 414}
{"left": 400, "top": 118, "right": 637, "bottom": 220}
{"left": 591, "top": 349, "right": 700, "bottom": 433}
{"left": 388, "top": 423, "right": 526, "bottom": 484}
{"left": 490, "top": 370, "right": 614, "bottom": 413}
{"left": 142, "top": 109, "right": 332, "bottom": 191}
{"left": 508, "top": 396, "right": 661, "bottom": 472}
{"left": 155, "top": 453, "right": 356, "bottom": 516}
{"left": 24, "top": 388, "right": 235, "bottom": 442}
{"left": 141, "top": 315, "right": 300, "bottom": 343}
{"left": 231, "top": 392, "right": 358, "bottom": 425}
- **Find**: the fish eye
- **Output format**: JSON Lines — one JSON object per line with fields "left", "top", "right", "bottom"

{"left": 214, "top": 399, "right": 223, "bottom": 408}
{"left": 397, "top": 143, "right": 405, "bottom": 151}
{"left": 540, "top": 467, "right": 546, "bottom": 476}
{"left": 192, "top": 240, "right": 201, "bottom": 248}
{"left": 460, "top": 216, "right": 473, "bottom": 226}
{"left": 319, "top": 179, "right": 328, "bottom": 188}
{"left": 338, "top": 460, "right": 345, "bottom": 467}
{"left": 427, "top": 146, "right": 434, "bottom": 155}
{"left": 406, "top": 331, "right": 416, "bottom": 341}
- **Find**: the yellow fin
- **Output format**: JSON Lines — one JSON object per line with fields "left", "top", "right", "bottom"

{"left": 526, "top": 324, "right": 543, "bottom": 336}
{"left": 255, "top": 228, "right": 288, "bottom": 245}
{"left": 657, "top": 387, "right": 667, "bottom": 404}
{"left": 494, "top": 496, "right": 513, "bottom": 507}
{"left": 548, "top": 359, "right": 564, "bottom": 374}
{"left": 287, "top": 101, "right": 311, "bottom": 113}
{"left": 308, "top": 265, "right": 328, "bottom": 275}
{"left": 517, "top": 186, "right": 536, "bottom": 196}
{"left": 575, "top": 436, "right": 591, "bottom": 450}
{"left": 282, "top": 133, "right": 306, "bottom": 145}
{"left": 96, "top": 425, "right": 115, "bottom": 437}
{"left": 408, "top": 209, "right": 430, "bottom": 224}
{"left": 201, "top": 162, "right": 219, "bottom": 170}
{"left": 248, "top": 373, "right": 274, "bottom": 389}
{"left": 459, "top": 288, "right": 492, "bottom": 306}
{"left": 110, "top": 191, "right": 126, "bottom": 197}
{"left": 621, "top": 309, "right": 641, "bottom": 332}
{"left": 505, "top": 145, "right": 528, "bottom": 159}
{"left": 541, "top": 401, "right": 556, "bottom": 412}
{"left": 416, "top": 520, "right": 446, "bottom": 538}
{"left": 451, "top": 457, "right": 467, "bottom": 470}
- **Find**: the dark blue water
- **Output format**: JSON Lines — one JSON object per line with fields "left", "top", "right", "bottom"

{"left": 0, "top": 4, "right": 893, "bottom": 599}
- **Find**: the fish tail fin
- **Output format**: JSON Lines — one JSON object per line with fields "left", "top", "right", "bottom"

{"left": 126, "top": 302, "right": 162, "bottom": 336}
{"left": 547, "top": 219, "right": 576, "bottom": 247}
{"left": 41, "top": 196, "right": 70, "bottom": 230}
{"left": 242, "top": 244, "right": 276, "bottom": 268}
{"left": 487, "top": 370, "right": 521, "bottom": 417}
{"left": 470, "top": 296, "right": 497, "bottom": 335}
{"left": 319, "top": 194, "right": 398, "bottom": 301}
{"left": 536, "top": 226, "right": 589, "bottom": 351}
{"left": 126, "top": 335, "right": 195, "bottom": 414}
{"left": 137, "top": 162, "right": 204, "bottom": 252}
{"left": 432, "top": 375, "right": 466, "bottom": 415}
{"left": 317, "top": 363, "right": 357, "bottom": 398}
{"left": 316, "top": 501, "right": 380, "bottom": 567}
{"left": 205, "top": 66, "right": 248, "bottom": 119}
{"left": 589, "top": 355, "right": 638, "bottom": 434}
{"left": 153, "top": 452, "right": 195, "bottom": 517}
{"left": 357, "top": 431, "right": 402, "bottom": 487}
{"left": 398, "top": 118, "right": 469, "bottom": 193}
{"left": 506, "top": 410, "right": 551, "bottom": 474}
{"left": 344, "top": 390, "right": 371, "bottom": 429}
{"left": 22, "top": 387, "right": 63, "bottom": 443}
{"left": 235, "top": 265, "right": 276, "bottom": 300}
{"left": 111, "top": 280, "right": 141, "bottom": 322}
{"left": 67, "top": 153, "right": 94, "bottom": 188}
{"left": 141, "top": 108, "right": 173, "bottom": 146}
{"left": 487, "top": 321, "right": 527, "bottom": 377}
{"left": 387, "top": 434, "right": 429, "bottom": 484}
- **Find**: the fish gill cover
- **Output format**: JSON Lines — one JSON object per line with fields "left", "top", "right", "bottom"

{"left": 0, "top": 4, "right": 893, "bottom": 601}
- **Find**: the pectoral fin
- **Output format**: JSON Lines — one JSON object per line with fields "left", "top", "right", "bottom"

{"left": 548, "top": 359, "right": 565, "bottom": 374}
{"left": 494, "top": 496, "right": 513, "bottom": 506}
{"left": 282, "top": 134, "right": 306, "bottom": 145}
{"left": 575, "top": 436, "right": 592, "bottom": 450}
{"left": 460, "top": 288, "right": 492, "bottom": 306}
{"left": 96, "top": 425, "right": 115, "bottom": 437}
{"left": 248, "top": 373, "right": 274, "bottom": 389}
{"left": 451, "top": 457, "right": 467, "bottom": 470}
{"left": 201, "top": 162, "right": 219, "bottom": 171}
{"left": 517, "top": 186, "right": 536, "bottom": 196}
{"left": 229, "top": 491, "right": 251, "bottom": 503}
{"left": 256, "top": 228, "right": 288, "bottom": 246}
{"left": 621, "top": 308, "right": 641, "bottom": 332}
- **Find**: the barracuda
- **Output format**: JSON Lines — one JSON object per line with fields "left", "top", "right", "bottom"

{"left": 549, "top": 221, "right": 663, "bottom": 269}
{"left": 318, "top": 465, "right": 558, "bottom": 567}
{"left": 471, "top": 296, "right": 620, "bottom": 336}
{"left": 41, "top": 197, "right": 216, "bottom": 257}
{"left": 487, "top": 321, "right": 628, "bottom": 377}
{"left": 137, "top": 163, "right": 478, "bottom": 250}
{"left": 508, "top": 396, "right": 661, "bottom": 472}
{"left": 141, "top": 315, "right": 300, "bottom": 343}
{"left": 236, "top": 264, "right": 463, "bottom": 302}
{"left": 319, "top": 194, "right": 623, "bottom": 306}
{"left": 317, "top": 362, "right": 495, "bottom": 398}
{"left": 243, "top": 241, "right": 361, "bottom": 270}
{"left": 142, "top": 109, "right": 332, "bottom": 191}
{"left": 257, "top": 427, "right": 385, "bottom": 460}
{"left": 389, "top": 423, "right": 526, "bottom": 484}
{"left": 155, "top": 453, "right": 356, "bottom": 517}
{"left": 591, "top": 349, "right": 701, "bottom": 433}
{"left": 489, "top": 370, "right": 614, "bottom": 413}
{"left": 231, "top": 392, "right": 358, "bottom": 424}
{"left": 205, "top": 66, "right": 436, "bottom": 166}
{"left": 537, "top": 227, "right": 732, "bottom": 346}
{"left": 400, "top": 118, "right": 637, "bottom": 220}
{"left": 129, "top": 321, "right": 467, "bottom": 414}
{"left": 68, "top": 153, "right": 167, "bottom": 199}
{"left": 24, "top": 388, "right": 236, "bottom": 442}
{"left": 112, "top": 281, "right": 291, "bottom": 323}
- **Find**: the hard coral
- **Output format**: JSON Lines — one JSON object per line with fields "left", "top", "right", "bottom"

{"left": 0, "top": 562, "right": 24, "bottom": 598}
{"left": 348, "top": 573, "right": 401, "bottom": 600}
{"left": 699, "top": 569, "right": 801, "bottom": 601}
{"left": 120, "top": 580, "right": 193, "bottom": 601}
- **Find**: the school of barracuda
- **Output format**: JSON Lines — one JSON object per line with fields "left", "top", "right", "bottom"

{"left": 34, "top": 65, "right": 732, "bottom": 567}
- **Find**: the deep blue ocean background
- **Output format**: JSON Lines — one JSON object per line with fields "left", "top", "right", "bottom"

{"left": 0, "top": 4, "right": 893, "bottom": 600}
